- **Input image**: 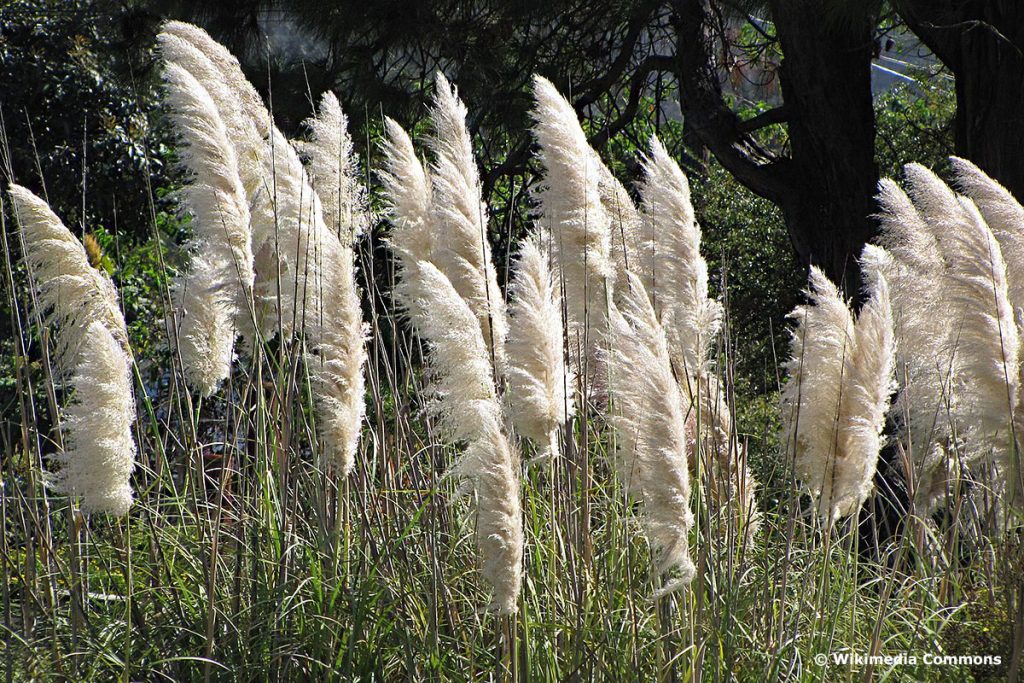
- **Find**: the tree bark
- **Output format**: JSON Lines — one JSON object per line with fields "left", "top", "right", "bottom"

{"left": 900, "top": 1, "right": 1024, "bottom": 201}
{"left": 670, "top": 0, "right": 880, "bottom": 296}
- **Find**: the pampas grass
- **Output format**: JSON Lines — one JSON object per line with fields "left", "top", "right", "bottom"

{"left": 830, "top": 245, "right": 896, "bottom": 520}
{"left": 427, "top": 73, "right": 508, "bottom": 375}
{"left": 299, "top": 95, "right": 368, "bottom": 475}
{"left": 531, "top": 76, "right": 614, "bottom": 377}
{"left": 379, "top": 118, "right": 434, "bottom": 264}
{"left": 9, "top": 184, "right": 128, "bottom": 369}
{"left": 299, "top": 91, "right": 370, "bottom": 243}
{"left": 782, "top": 248, "right": 894, "bottom": 522}
{"left": 905, "top": 164, "right": 1019, "bottom": 470}
{"left": 607, "top": 271, "right": 696, "bottom": 596}
{"left": 9, "top": 185, "right": 135, "bottom": 515}
{"left": 156, "top": 29, "right": 266, "bottom": 197}
{"left": 874, "top": 177, "right": 955, "bottom": 511}
{"left": 392, "top": 256, "right": 523, "bottom": 613}
{"left": 161, "top": 62, "right": 254, "bottom": 396}
{"left": 638, "top": 136, "right": 722, "bottom": 380}
{"left": 49, "top": 321, "right": 136, "bottom": 516}
{"left": 384, "top": 109, "right": 521, "bottom": 612}
{"left": 506, "top": 233, "right": 573, "bottom": 458}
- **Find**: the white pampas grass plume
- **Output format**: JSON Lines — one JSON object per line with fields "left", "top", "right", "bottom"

{"left": 9, "top": 184, "right": 128, "bottom": 369}
{"left": 780, "top": 267, "right": 854, "bottom": 520}
{"left": 299, "top": 91, "right": 370, "bottom": 242}
{"left": 247, "top": 127, "right": 326, "bottom": 340}
{"left": 393, "top": 257, "right": 522, "bottom": 613}
{"left": 874, "top": 178, "right": 955, "bottom": 511}
{"left": 506, "top": 234, "right": 573, "bottom": 457}
{"left": 49, "top": 321, "right": 136, "bottom": 516}
{"left": 379, "top": 118, "right": 434, "bottom": 264}
{"left": 595, "top": 154, "right": 648, "bottom": 296}
{"left": 427, "top": 73, "right": 508, "bottom": 374}
{"left": 905, "top": 164, "right": 1019, "bottom": 461}
{"left": 156, "top": 30, "right": 266, "bottom": 196}
{"left": 607, "top": 272, "right": 696, "bottom": 596}
{"left": 829, "top": 246, "right": 896, "bottom": 520}
{"left": 531, "top": 76, "right": 614, "bottom": 370}
{"left": 782, "top": 249, "right": 895, "bottom": 522}
{"left": 297, "top": 95, "right": 368, "bottom": 474}
{"left": 307, "top": 233, "right": 367, "bottom": 475}
{"left": 160, "top": 21, "right": 270, "bottom": 141}
{"left": 639, "top": 136, "right": 723, "bottom": 379}
{"left": 162, "top": 62, "right": 254, "bottom": 396}
{"left": 951, "top": 157, "right": 1024, "bottom": 310}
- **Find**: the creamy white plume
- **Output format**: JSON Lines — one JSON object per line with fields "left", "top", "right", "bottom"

{"left": 162, "top": 61, "right": 254, "bottom": 396}
{"left": 530, "top": 75, "right": 614, "bottom": 378}
{"left": 780, "top": 267, "right": 854, "bottom": 520}
{"left": 607, "top": 271, "right": 696, "bottom": 596}
{"left": 49, "top": 321, "right": 136, "bottom": 516}
{"left": 427, "top": 73, "right": 508, "bottom": 375}
{"left": 379, "top": 117, "right": 434, "bottom": 265}
{"left": 639, "top": 136, "right": 723, "bottom": 379}
{"left": 506, "top": 233, "right": 573, "bottom": 457}
{"left": 391, "top": 256, "right": 522, "bottom": 614}
{"left": 9, "top": 184, "right": 128, "bottom": 370}
{"left": 299, "top": 91, "right": 370, "bottom": 243}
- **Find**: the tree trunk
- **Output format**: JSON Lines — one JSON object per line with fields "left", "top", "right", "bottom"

{"left": 670, "top": 0, "right": 880, "bottom": 296}
{"left": 901, "top": 1, "right": 1024, "bottom": 201}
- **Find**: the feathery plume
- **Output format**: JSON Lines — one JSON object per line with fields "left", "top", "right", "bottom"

{"left": 379, "top": 118, "right": 434, "bottom": 264}
{"left": 427, "top": 73, "right": 508, "bottom": 375}
{"left": 639, "top": 136, "right": 722, "bottom": 379}
{"left": 162, "top": 62, "right": 254, "bottom": 396}
{"left": 160, "top": 21, "right": 270, "bottom": 141}
{"left": 156, "top": 29, "right": 266, "bottom": 196}
{"left": 530, "top": 75, "right": 614, "bottom": 375}
{"left": 506, "top": 233, "right": 573, "bottom": 458}
{"left": 829, "top": 246, "right": 896, "bottom": 520}
{"left": 950, "top": 157, "right": 1024, "bottom": 310}
{"left": 9, "top": 184, "right": 127, "bottom": 369}
{"left": 298, "top": 93, "right": 368, "bottom": 474}
{"left": 780, "top": 267, "right": 854, "bottom": 520}
{"left": 393, "top": 257, "right": 522, "bottom": 613}
{"left": 49, "top": 321, "right": 136, "bottom": 516}
{"left": 594, "top": 153, "right": 648, "bottom": 296}
{"left": 299, "top": 91, "right": 370, "bottom": 243}
{"left": 607, "top": 272, "right": 696, "bottom": 596}
{"left": 247, "top": 127, "right": 326, "bottom": 340}
{"left": 874, "top": 178, "right": 954, "bottom": 510}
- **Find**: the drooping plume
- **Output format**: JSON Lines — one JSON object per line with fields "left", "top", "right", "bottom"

{"left": 298, "top": 94, "right": 368, "bottom": 475}
{"left": 10, "top": 186, "right": 136, "bottom": 515}
{"left": 379, "top": 117, "right": 434, "bottom": 265}
{"left": 49, "top": 321, "right": 136, "bottom": 516}
{"left": 607, "top": 271, "right": 696, "bottom": 596}
{"left": 531, "top": 76, "right": 614, "bottom": 377}
{"left": 9, "top": 184, "right": 128, "bottom": 369}
{"left": 829, "top": 246, "right": 896, "bottom": 520}
{"left": 427, "top": 73, "right": 508, "bottom": 375}
{"left": 594, "top": 152, "right": 647, "bottom": 297}
{"left": 780, "top": 267, "right": 855, "bottom": 520}
{"left": 905, "top": 165, "right": 1019, "bottom": 469}
{"left": 874, "top": 177, "right": 954, "bottom": 510}
{"left": 299, "top": 91, "right": 370, "bottom": 243}
{"left": 156, "top": 28, "right": 266, "bottom": 197}
{"left": 950, "top": 157, "right": 1024, "bottom": 311}
{"left": 638, "top": 136, "right": 722, "bottom": 380}
{"left": 160, "top": 21, "right": 271, "bottom": 143}
{"left": 781, "top": 250, "right": 895, "bottom": 522}
{"left": 506, "top": 233, "right": 573, "bottom": 458}
{"left": 162, "top": 62, "right": 254, "bottom": 396}
{"left": 391, "top": 255, "right": 522, "bottom": 614}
